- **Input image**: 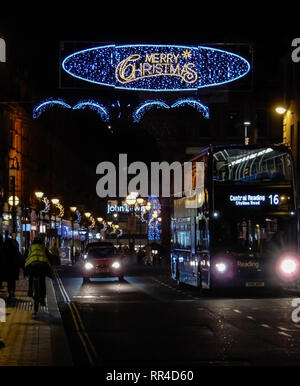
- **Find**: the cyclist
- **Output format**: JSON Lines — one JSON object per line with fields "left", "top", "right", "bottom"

{"left": 24, "top": 237, "right": 54, "bottom": 307}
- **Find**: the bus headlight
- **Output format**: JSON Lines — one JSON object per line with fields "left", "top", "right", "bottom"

{"left": 84, "top": 262, "right": 94, "bottom": 270}
{"left": 215, "top": 262, "right": 227, "bottom": 273}
{"left": 280, "top": 258, "right": 297, "bottom": 275}
{"left": 276, "top": 253, "right": 300, "bottom": 282}
{"left": 112, "top": 261, "right": 121, "bottom": 269}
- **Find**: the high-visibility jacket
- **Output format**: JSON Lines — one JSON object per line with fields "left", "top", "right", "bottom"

{"left": 25, "top": 244, "right": 51, "bottom": 268}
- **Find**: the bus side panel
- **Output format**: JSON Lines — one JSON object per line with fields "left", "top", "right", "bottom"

{"left": 172, "top": 251, "right": 199, "bottom": 287}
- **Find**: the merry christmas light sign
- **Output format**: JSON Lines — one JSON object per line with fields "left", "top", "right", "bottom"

{"left": 62, "top": 44, "right": 250, "bottom": 91}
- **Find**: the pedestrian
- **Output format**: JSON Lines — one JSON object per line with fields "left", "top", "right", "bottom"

{"left": 145, "top": 244, "right": 152, "bottom": 265}
{"left": 137, "top": 248, "right": 144, "bottom": 265}
{"left": 2, "top": 236, "right": 23, "bottom": 299}
{"left": 0, "top": 236, "right": 4, "bottom": 289}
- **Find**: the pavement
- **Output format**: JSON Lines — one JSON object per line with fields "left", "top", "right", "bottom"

{"left": 0, "top": 272, "right": 73, "bottom": 366}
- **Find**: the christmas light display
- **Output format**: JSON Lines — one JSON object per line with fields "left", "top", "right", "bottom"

{"left": 32, "top": 98, "right": 71, "bottom": 118}
{"left": 133, "top": 98, "right": 209, "bottom": 122}
{"left": 62, "top": 44, "right": 250, "bottom": 91}
{"left": 33, "top": 99, "right": 109, "bottom": 122}
{"left": 73, "top": 100, "right": 110, "bottom": 122}
{"left": 148, "top": 195, "right": 161, "bottom": 241}
{"left": 133, "top": 100, "right": 170, "bottom": 122}
{"left": 42, "top": 197, "right": 50, "bottom": 214}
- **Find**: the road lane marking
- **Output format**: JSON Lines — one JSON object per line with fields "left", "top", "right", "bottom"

{"left": 260, "top": 324, "right": 271, "bottom": 329}
{"left": 278, "top": 326, "right": 289, "bottom": 331}
{"left": 278, "top": 331, "right": 292, "bottom": 337}
{"left": 247, "top": 316, "right": 255, "bottom": 320}
{"left": 54, "top": 270, "right": 99, "bottom": 366}
{"left": 233, "top": 309, "right": 242, "bottom": 314}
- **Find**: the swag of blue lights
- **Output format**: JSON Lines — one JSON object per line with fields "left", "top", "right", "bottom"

{"left": 33, "top": 99, "right": 110, "bottom": 122}
{"left": 33, "top": 97, "right": 209, "bottom": 123}
{"left": 132, "top": 98, "right": 210, "bottom": 122}
{"left": 62, "top": 44, "right": 250, "bottom": 92}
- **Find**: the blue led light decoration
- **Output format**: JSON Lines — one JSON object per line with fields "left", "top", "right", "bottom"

{"left": 148, "top": 195, "right": 161, "bottom": 241}
{"left": 133, "top": 100, "right": 170, "bottom": 123}
{"left": 73, "top": 100, "right": 109, "bottom": 122}
{"left": 62, "top": 44, "right": 250, "bottom": 92}
{"left": 133, "top": 98, "right": 209, "bottom": 122}
{"left": 33, "top": 98, "right": 71, "bottom": 118}
{"left": 171, "top": 98, "right": 210, "bottom": 118}
{"left": 33, "top": 98, "right": 109, "bottom": 122}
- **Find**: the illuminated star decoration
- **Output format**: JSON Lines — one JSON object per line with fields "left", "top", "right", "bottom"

{"left": 33, "top": 98, "right": 110, "bottom": 122}
{"left": 182, "top": 49, "right": 192, "bottom": 60}
{"left": 132, "top": 98, "right": 210, "bottom": 122}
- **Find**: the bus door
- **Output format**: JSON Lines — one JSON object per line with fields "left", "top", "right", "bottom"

{"left": 196, "top": 217, "right": 210, "bottom": 288}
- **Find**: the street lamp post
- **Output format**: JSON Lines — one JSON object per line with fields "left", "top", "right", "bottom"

{"left": 244, "top": 121, "right": 251, "bottom": 145}
{"left": 9, "top": 157, "right": 20, "bottom": 237}
{"left": 70, "top": 206, "right": 77, "bottom": 263}
{"left": 34, "top": 191, "right": 44, "bottom": 236}
{"left": 51, "top": 198, "right": 59, "bottom": 248}
{"left": 84, "top": 212, "right": 91, "bottom": 246}
{"left": 126, "top": 193, "right": 138, "bottom": 253}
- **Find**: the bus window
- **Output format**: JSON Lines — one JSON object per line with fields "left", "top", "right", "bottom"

{"left": 196, "top": 218, "right": 209, "bottom": 250}
{"left": 211, "top": 216, "right": 296, "bottom": 254}
{"left": 174, "top": 218, "right": 191, "bottom": 250}
{"left": 213, "top": 148, "right": 293, "bottom": 184}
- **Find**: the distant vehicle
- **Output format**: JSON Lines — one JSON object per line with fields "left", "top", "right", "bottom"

{"left": 171, "top": 144, "right": 300, "bottom": 289}
{"left": 81, "top": 242, "right": 125, "bottom": 283}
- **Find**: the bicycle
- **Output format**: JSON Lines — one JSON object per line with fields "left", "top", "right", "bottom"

{"left": 32, "top": 275, "right": 41, "bottom": 315}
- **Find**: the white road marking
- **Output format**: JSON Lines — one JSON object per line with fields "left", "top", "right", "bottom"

{"left": 278, "top": 331, "right": 292, "bottom": 337}
{"left": 233, "top": 309, "right": 242, "bottom": 314}
{"left": 247, "top": 316, "right": 255, "bottom": 320}
{"left": 278, "top": 326, "right": 289, "bottom": 331}
{"left": 260, "top": 324, "right": 271, "bottom": 329}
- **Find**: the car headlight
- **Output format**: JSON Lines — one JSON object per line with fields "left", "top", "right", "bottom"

{"left": 215, "top": 262, "right": 227, "bottom": 273}
{"left": 280, "top": 258, "right": 297, "bottom": 274}
{"left": 84, "top": 262, "right": 94, "bottom": 270}
{"left": 112, "top": 261, "right": 121, "bottom": 269}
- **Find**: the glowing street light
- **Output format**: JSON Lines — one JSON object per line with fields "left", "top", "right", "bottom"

{"left": 35, "top": 191, "right": 44, "bottom": 199}
{"left": 51, "top": 198, "right": 60, "bottom": 205}
{"left": 70, "top": 206, "right": 77, "bottom": 213}
{"left": 126, "top": 194, "right": 137, "bottom": 206}
{"left": 275, "top": 106, "right": 286, "bottom": 115}
{"left": 8, "top": 195, "right": 19, "bottom": 206}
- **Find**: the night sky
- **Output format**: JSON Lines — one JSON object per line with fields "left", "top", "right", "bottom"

{"left": 0, "top": 9, "right": 299, "bottom": 167}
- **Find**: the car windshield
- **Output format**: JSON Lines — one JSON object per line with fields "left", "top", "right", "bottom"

{"left": 87, "top": 247, "right": 115, "bottom": 258}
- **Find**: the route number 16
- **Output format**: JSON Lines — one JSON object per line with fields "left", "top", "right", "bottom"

{"left": 268, "top": 194, "right": 279, "bottom": 205}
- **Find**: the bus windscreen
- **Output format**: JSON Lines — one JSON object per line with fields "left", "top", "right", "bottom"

{"left": 213, "top": 147, "right": 293, "bottom": 185}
